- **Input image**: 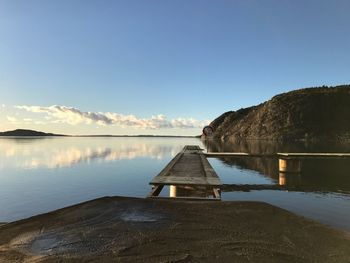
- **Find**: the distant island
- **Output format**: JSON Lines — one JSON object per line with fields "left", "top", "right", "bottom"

{"left": 0, "top": 129, "right": 65, "bottom": 137}
{"left": 207, "top": 85, "right": 350, "bottom": 141}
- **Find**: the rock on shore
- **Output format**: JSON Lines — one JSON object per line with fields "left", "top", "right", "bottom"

{"left": 0, "top": 196, "right": 349, "bottom": 262}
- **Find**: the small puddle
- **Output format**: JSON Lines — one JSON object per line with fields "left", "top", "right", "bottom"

{"left": 31, "top": 236, "right": 60, "bottom": 254}
{"left": 119, "top": 209, "right": 163, "bottom": 222}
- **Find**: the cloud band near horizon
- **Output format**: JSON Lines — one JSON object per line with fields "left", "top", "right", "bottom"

{"left": 15, "top": 105, "right": 209, "bottom": 129}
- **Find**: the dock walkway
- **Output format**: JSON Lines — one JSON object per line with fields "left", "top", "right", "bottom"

{"left": 149, "top": 145, "right": 222, "bottom": 200}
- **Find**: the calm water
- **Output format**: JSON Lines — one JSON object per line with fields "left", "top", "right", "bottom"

{"left": 0, "top": 137, "right": 349, "bottom": 233}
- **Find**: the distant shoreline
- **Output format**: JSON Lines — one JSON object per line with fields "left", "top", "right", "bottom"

{"left": 0, "top": 135, "right": 198, "bottom": 138}
{"left": 0, "top": 129, "right": 200, "bottom": 138}
{"left": 72, "top": 135, "right": 199, "bottom": 138}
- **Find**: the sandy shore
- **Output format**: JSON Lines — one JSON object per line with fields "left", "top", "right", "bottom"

{"left": 0, "top": 196, "right": 349, "bottom": 262}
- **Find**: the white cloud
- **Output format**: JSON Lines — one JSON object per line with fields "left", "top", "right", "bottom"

{"left": 35, "top": 121, "right": 45, "bottom": 125}
{"left": 1, "top": 104, "right": 5, "bottom": 108}
{"left": 6, "top": 116, "right": 17, "bottom": 122}
{"left": 15, "top": 105, "right": 209, "bottom": 129}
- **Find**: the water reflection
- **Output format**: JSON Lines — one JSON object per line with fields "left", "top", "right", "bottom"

{"left": 161, "top": 185, "right": 218, "bottom": 199}
{"left": 278, "top": 172, "right": 302, "bottom": 187}
{"left": 206, "top": 139, "right": 350, "bottom": 192}
{"left": 0, "top": 137, "right": 194, "bottom": 169}
{"left": 0, "top": 137, "right": 205, "bottom": 222}
{"left": 169, "top": 185, "right": 217, "bottom": 198}
{"left": 1, "top": 137, "right": 350, "bottom": 232}
{"left": 206, "top": 138, "right": 350, "bottom": 153}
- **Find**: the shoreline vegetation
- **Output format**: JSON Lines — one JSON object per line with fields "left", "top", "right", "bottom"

{"left": 0, "top": 196, "right": 349, "bottom": 262}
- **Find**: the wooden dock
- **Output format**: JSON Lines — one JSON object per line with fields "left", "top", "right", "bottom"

{"left": 149, "top": 145, "right": 350, "bottom": 199}
{"left": 149, "top": 145, "right": 222, "bottom": 200}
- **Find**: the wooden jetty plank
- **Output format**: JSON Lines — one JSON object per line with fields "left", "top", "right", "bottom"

{"left": 150, "top": 145, "right": 222, "bottom": 187}
{"left": 154, "top": 152, "right": 184, "bottom": 179}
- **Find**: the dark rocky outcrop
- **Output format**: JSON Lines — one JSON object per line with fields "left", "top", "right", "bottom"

{"left": 1, "top": 196, "right": 350, "bottom": 262}
{"left": 208, "top": 85, "right": 350, "bottom": 141}
{"left": 0, "top": 129, "right": 65, "bottom": 136}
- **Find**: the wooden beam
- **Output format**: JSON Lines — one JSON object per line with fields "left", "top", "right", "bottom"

{"left": 213, "top": 188, "right": 221, "bottom": 199}
{"left": 147, "top": 185, "right": 164, "bottom": 197}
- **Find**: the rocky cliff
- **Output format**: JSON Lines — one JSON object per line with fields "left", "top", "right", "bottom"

{"left": 209, "top": 85, "right": 350, "bottom": 141}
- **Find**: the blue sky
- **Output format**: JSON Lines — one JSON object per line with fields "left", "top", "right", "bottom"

{"left": 1, "top": 0, "right": 349, "bottom": 135}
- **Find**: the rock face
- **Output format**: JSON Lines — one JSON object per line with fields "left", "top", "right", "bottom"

{"left": 1, "top": 196, "right": 350, "bottom": 262}
{"left": 209, "top": 85, "right": 350, "bottom": 141}
{"left": 0, "top": 129, "right": 64, "bottom": 136}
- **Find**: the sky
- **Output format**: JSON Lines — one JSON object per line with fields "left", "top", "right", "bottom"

{"left": 0, "top": 0, "right": 349, "bottom": 135}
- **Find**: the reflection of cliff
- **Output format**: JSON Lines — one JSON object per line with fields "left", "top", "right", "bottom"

{"left": 206, "top": 138, "right": 350, "bottom": 153}
{"left": 207, "top": 139, "right": 350, "bottom": 191}
{"left": 207, "top": 140, "right": 278, "bottom": 179}
{"left": 300, "top": 160, "right": 350, "bottom": 191}
{"left": 224, "top": 157, "right": 278, "bottom": 179}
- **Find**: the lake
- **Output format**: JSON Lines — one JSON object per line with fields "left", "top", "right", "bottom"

{"left": 0, "top": 137, "right": 349, "bottom": 233}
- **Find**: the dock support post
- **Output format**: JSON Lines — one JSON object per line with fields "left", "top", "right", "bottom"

{"left": 279, "top": 158, "right": 301, "bottom": 173}
{"left": 279, "top": 172, "right": 302, "bottom": 186}
{"left": 278, "top": 173, "right": 286, "bottom": 185}
{"left": 170, "top": 185, "right": 177, "bottom": 197}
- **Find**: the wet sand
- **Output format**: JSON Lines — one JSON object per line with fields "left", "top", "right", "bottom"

{"left": 0, "top": 196, "right": 349, "bottom": 262}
